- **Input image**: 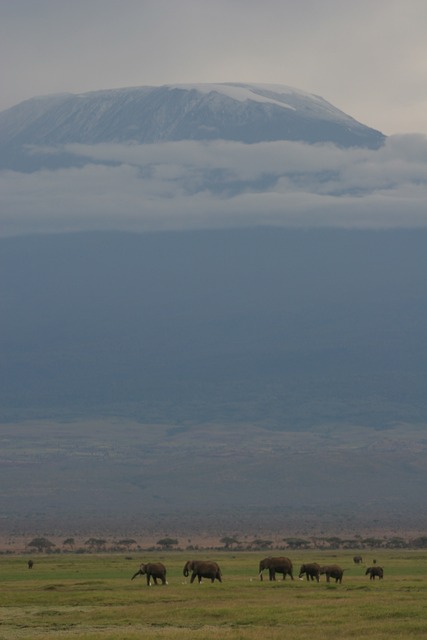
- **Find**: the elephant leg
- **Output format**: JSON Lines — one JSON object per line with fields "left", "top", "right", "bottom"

{"left": 190, "top": 573, "right": 196, "bottom": 584}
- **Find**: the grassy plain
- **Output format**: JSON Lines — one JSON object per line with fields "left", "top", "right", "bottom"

{"left": 0, "top": 550, "right": 426, "bottom": 639}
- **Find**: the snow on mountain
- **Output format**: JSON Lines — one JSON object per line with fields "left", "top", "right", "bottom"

{"left": 0, "top": 83, "right": 385, "bottom": 170}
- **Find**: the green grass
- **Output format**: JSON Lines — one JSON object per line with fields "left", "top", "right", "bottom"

{"left": 0, "top": 551, "right": 426, "bottom": 639}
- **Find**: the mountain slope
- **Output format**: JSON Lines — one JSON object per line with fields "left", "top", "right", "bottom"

{"left": 0, "top": 83, "right": 385, "bottom": 170}
{"left": 0, "top": 419, "right": 425, "bottom": 534}
{"left": 1, "top": 228, "right": 426, "bottom": 427}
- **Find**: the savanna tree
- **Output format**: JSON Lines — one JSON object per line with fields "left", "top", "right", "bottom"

{"left": 28, "top": 537, "right": 55, "bottom": 552}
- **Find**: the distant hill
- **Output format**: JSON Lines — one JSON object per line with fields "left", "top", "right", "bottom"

{"left": 0, "top": 418, "right": 426, "bottom": 536}
{"left": 0, "top": 83, "right": 385, "bottom": 170}
{"left": 1, "top": 228, "right": 426, "bottom": 428}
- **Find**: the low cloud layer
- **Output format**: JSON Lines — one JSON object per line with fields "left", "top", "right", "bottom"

{"left": 2, "top": 134, "right": 427, "bottom": 236}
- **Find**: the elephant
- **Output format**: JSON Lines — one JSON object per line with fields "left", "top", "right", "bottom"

{"left": 319, "top": 564, "right": 344, "bottom": 583}
{"left": 183, "top": 560, "right": 222, "bottom": 583}
{"left": 365, "top": 566, "right": 384, "bottom": 580}
{"left": 353, "top": 555, "right": 363, "bottom": 564}
{"left": 259, "top": 557, "right": 294, "bottom": 581}
{"left": 299, "top": 562, "right": 320, "bottom": 582}
{"left": 131, "top": 562, "right": 167, "bottom": 586}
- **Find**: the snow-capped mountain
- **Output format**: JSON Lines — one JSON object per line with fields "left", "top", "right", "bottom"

{"left": 0, "top": 83, "right": 384, "bottom": 170}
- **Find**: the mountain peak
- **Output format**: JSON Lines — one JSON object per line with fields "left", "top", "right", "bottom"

{"left": 0, "top": 82, "right": 385, "bottom": 171}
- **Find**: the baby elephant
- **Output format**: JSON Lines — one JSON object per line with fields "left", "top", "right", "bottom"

{"left": 365, "top": 566, "right": 384, "bottom": 580}
{"left": 299, "top": 563, "right": 320, "bottom": 582}
{"left": 319, "top": 564, "right": 344, "bottom": 583}
{"left": 131, "top": 562, "right": 167, "bottom": 586}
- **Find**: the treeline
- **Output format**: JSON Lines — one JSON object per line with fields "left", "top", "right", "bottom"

{"left": 1, "top": 534, "right": 427, "bottom": 554}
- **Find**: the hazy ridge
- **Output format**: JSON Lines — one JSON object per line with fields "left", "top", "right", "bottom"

{"left": 1, "top": 228, "right": 426, "bottom": 532}
{"left": 1, "top": 418, "right": 426, "bottom": 537}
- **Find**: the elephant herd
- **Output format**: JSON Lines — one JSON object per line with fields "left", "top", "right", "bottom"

{"left": 261, "top": 558, "right": 347, "bottom": 584}
{"left": 131, "top": 560, "right": 222, "bottom": 586}
{"left": 130, "top": 557, "right": 384, "bottom": 586}
{"left": 299, "top": 562, "right": 344, "bottom": 583}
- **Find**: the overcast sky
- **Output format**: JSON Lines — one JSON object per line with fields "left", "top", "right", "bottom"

{"left": 1, "top": 0, "right": 427, "bottom": 136}
{"left": 2, "top": 0, "right": 427, "bottom": 237}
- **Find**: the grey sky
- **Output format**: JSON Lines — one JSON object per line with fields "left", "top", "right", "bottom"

{"left": 1, "top": 0, "right": 427, "bottom": 135}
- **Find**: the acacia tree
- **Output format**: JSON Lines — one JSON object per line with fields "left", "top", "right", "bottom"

{"left": 283, "top": 537, "right": 311, "bottom": 550}
{"left": 28, "top": 537, "right": 55, "bottom": 552}
{"left": 362, "top": 537, "right": 384, "bottom": 548}
{"left": 156, "top": 537, "right": 178, "bottom": 549}
{"left": 63, "top": 537, "right": 75, "bottom": 550}
{"left": 84, "top": 538, "right": 107, "bottom": 551}
{"left": 220, "top": 536, "right": 240, "bottom": 549}
{"left": 412, "top": 536, "right": 427, "bottom": 548}
{"left": 117, "top": 538, "right": 137, "bottom": 550}
{"left": 250, "top": 539, "right": 273, "bottom": 549}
